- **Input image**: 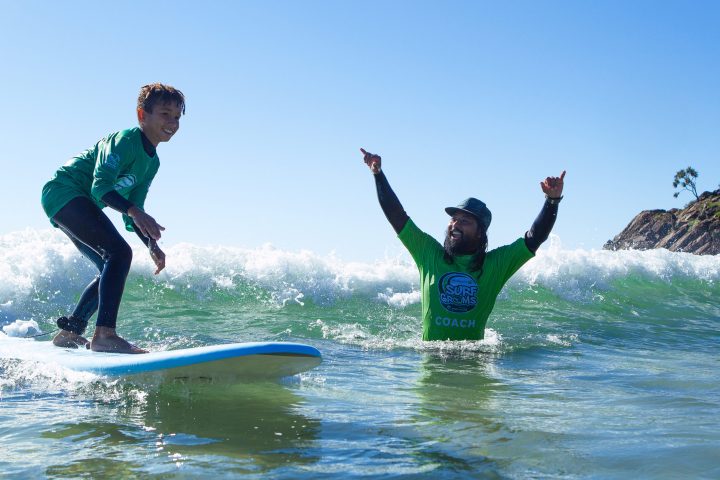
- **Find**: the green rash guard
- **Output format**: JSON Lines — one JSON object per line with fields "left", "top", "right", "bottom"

{"left": 41, "top": 127, "right": 159, "bottom": 232}
{"left": 398, "top": 219, "right": 534, "bottom": 341}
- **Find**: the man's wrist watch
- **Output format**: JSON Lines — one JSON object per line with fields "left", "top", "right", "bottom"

{"left": 545, "top": 195, "right": 563, "bottom": 205}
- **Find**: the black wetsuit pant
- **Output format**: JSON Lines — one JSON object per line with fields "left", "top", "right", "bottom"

{"left": 52, "top": 196, "right": 132, "bottom": 334}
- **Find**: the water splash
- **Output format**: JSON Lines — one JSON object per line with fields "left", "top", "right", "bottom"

{"left": 2, "top": 229, "right": 718, "bottom": 352}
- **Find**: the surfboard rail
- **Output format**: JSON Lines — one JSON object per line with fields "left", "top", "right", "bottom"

{"left": 0, "top": 340, "right": 322, "bottom": 381}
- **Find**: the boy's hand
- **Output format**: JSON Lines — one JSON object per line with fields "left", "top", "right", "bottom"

{"left": 148, "top": 240, "right": 166, "bottom": 274}
{"left": 360, "top": 148, "right": 382, "bottom": 174}
{"left": 128, "top": 206, "right": 165, "bottom": 240}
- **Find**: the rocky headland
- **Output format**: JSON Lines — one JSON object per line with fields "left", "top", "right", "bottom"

{"left": 603, "top": 189, "right": 720, "bottom": 255}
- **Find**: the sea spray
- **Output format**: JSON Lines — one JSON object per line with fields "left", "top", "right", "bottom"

{"left": 1, "top": 228, "right": 718, "bottom": 351}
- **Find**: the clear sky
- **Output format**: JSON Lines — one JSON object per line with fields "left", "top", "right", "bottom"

{"left": 1, "top": 0, "right": 718, "bottom": 262}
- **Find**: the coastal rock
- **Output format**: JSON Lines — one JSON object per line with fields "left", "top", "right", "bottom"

{"left": 604, "top": 189, "right": 720, "bottom": 255}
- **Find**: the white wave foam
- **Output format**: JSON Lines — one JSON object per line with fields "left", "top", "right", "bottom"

{"left": 521, "top": 235, "right": 720, "bottom": 283}
{"left": 510, "top": 235, "right": 720, "bottom": 301}
{"left": 2, "top": 229, "right": 718, "bottom": 319}
{"left": 0, "top": 229, "right": 84, "bottom": 309}
{"left": 0, "top": 335, "right": 102, "bottom": 393}
{"left": 307, "top": 317, "right": 504, "bottom": 354}
{"left": 133, "top": 242, "right": 419, "bottom": 306}
{"left": 378, "top": 289, "right": 421, "bottom": 308}
{"left": 2, "top": 319, "right": 41, "bottom": 337}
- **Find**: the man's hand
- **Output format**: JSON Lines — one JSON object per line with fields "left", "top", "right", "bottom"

{"left": 128, "top": 206, "right": 165, "bottom": 241}
{"left": 360, "top": 148, "right": 382, "bottom": 174}
{"left": 148, "top": 240, "right": 166, "bottom": 275}
{"left": 541, "top": 171, "right": 566, "bottom": 198}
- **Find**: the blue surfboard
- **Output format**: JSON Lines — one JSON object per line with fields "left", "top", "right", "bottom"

{"left": 0, "top": 338, "right": 322, "bottom": 381}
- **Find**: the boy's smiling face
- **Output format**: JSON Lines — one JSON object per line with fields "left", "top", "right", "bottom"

{"left": 138, "top": 101, "right": 182, "bottom": 147}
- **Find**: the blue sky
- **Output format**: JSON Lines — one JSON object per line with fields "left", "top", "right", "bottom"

{"left": 1, "top": 1, "right": 718, "bottom": 262}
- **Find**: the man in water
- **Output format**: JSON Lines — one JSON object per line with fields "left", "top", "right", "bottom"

{"left": 361, "top": 148, "right": 565, "bottom": 341}
{"left": 41, "top": 83, "right": 185, "bottom": 353}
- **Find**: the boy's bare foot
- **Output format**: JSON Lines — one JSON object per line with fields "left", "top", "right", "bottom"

{"left": 91, "top": 326, "right": 148, "bottom": 354}
{"left": 52, "top": 329, "right": 90, "bottom": 349}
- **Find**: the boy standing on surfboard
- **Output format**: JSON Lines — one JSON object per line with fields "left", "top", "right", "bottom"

{"left": 360, "top": 148, "right": 565, "bottom": 341}
{"left": 41, "top": 83, "right": 185, "bottom": 354}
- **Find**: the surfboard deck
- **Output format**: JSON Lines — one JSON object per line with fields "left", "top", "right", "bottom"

{"left": 0, "top": 339, "right": 322, "bottom": 381}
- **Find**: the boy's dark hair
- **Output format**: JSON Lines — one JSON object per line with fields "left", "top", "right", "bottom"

{"left": 137, "top": 83, "right": 186, "bottom": 114}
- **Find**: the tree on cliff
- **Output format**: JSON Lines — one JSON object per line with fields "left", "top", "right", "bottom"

{"left": 673, "top": 167, "right": 700, "bottom": 201}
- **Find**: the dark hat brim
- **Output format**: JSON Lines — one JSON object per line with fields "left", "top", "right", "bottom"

{"left": 445, "top": 207, "right": 475, "bottom": 218}
{"left": 445, "top": 206, "right": 491, "bottom": 230}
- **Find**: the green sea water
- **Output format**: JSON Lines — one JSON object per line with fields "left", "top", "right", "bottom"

{"left": 1, "top": 230, "right": 719, "bottom": 478}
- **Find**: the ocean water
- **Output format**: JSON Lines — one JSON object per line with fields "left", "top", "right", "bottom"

{"left": 1, "top": 229, "right": 719, "bottom": 479}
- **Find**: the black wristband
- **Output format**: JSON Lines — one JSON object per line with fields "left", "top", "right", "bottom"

{"left": 545, "top": 195, "right": 563, "bottom": 205}
{"left": 101, "top": 190, "right": 134, "bottom": 214}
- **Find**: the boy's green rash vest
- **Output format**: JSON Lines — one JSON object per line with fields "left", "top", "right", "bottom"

{"left": 41, "top": 127, "right": 159, "bottom": 232}
{"left": 398, "top": 219, "right": 534, "bottom": 341}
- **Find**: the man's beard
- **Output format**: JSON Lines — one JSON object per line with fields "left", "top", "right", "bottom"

{"left": 443, "top": 229, "right": 489, "bottom": 273}
{"left": 444, "top": 231, "right": 468, "bottom": 257}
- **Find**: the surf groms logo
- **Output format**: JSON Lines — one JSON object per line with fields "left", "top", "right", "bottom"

{"left": 104, "top": 153, "right": 121, "bottom": 170}
{"left": 438, "top": 272, "right": 478, "bottom": 313}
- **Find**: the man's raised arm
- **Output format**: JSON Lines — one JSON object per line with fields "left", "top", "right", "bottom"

{"left": 361, "top": 148, "right": 409, "bottom": 234}
{"left": 525, "top": 171, "right": 566, "bottom": 253}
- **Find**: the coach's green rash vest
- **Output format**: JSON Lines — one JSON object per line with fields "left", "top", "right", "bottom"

{"left": 398, "top": 219, "right": 534, "bottom": 341}
{"left": 41, "top": 127, "right": 159, "bottom": 232}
